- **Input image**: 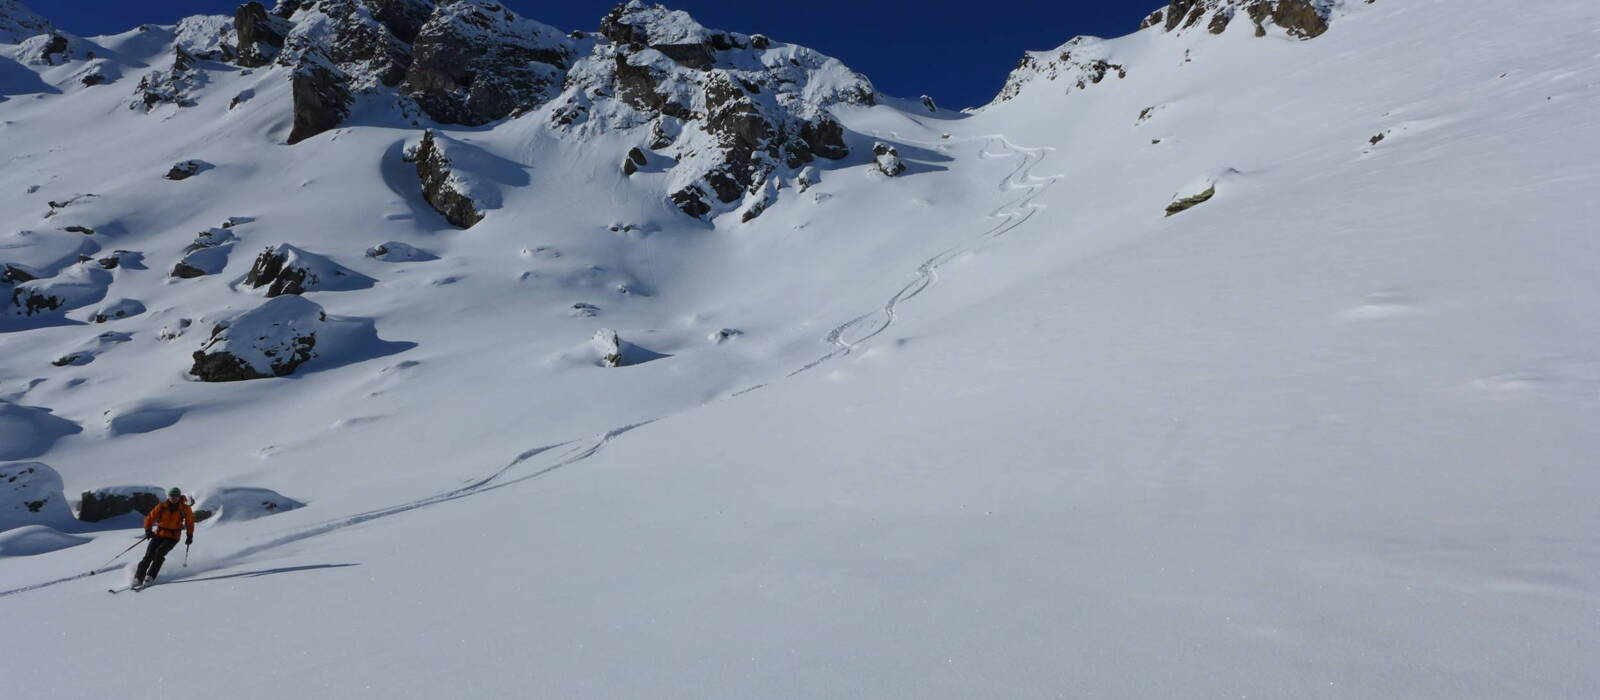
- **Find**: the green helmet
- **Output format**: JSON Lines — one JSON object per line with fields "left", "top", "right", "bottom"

{"left": 167, "top": 487, "right": 182, "bottom": 497}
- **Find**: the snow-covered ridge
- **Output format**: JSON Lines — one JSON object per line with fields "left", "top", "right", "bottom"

{"left": 0, "top": 0, "right": 49, "bottom": 44}
{"left": 990, "top": 0, "right": 1350, "bottom": 105}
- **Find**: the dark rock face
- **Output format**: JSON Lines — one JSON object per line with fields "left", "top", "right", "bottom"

{"left": 132, "top": 47, "right": 202, "bottom": 111}
{"left": 403, "top": 0, "right": 572, "bottom": 126}
{"left": 287, "top": 56, "right": 352, "bottom": 144}
{"left": 365, "top": 0, "right": 435, "bottom": 43}
{"left": 78, "top": 488, "right": 163, "bottom": 523}
{"left": 1146, "top": 0, "right": 1332, "bottom": 40}
{"left": 622, "top": 146, "right": 647, "bottom": 176}
{"left": 244, "top": 247, "right": 311, "bottom": 296}
{"left": 2, "top": 264, "right": 38, "bottom": 284}
{"left": 1166, "top": 186, "right": 1216, "bottom": 216}
{"left": 165, "top": 160, "right": 208, "bottom": 180}
{"left": 235, "top": 2, "right": 290, "bottom": 67}
{"left": 872, "top": 142, "right": 906, "bottom": 177}
{"left": 171, "top": 262, "right": 207, "bottom": 279}
{"left": 414, "top": 130, "right": 484, "bottom": 228}
{"left": 9, "top": 287, "right": 61, "bottom": 316}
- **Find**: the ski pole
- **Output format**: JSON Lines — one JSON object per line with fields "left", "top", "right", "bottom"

{"left": 183, "top": 543, "right": 190, "bottom": 568}
{"left": 97, "top": 534, "right": 148, "bottom": 570}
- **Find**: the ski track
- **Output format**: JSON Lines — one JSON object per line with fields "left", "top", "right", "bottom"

{"left": 2, "top": 136, "right": 1060, "bottom": 599}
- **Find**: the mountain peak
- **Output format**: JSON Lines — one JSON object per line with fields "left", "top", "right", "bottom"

{"left": 0, "top": 0, "right": 51, "bottom": 44}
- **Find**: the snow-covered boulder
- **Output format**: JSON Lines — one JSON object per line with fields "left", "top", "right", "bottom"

{"left": 103, "top": 404, "right": 184, "bottom": 436}
{"left": 52, "top": 330, "right": 131, "bottom": 367}
{"left": 413, "top": 130, "right": 492, "bottom": 228}
{"left": 593, "top": 328, "right": 624, "bottom": 368}
{"left": 0, "top": 462, "right": 72, "bottom": 531}
{"left": 91, "top": 298, "right": 146, "bottom": 323}
{"left": 0, "top": 403, "right": 80, "bottom": 461}
{"left": 193, "top": 487, "right": 304, "bottom": 523}
{"left": 1141, "top": 0, "right": 1338, "bottom": 39}
{"left": 190, "top": 295, "right": 326, "bottom": 382}
{"left": 5, "top": 265, "right": 112, "bottom": 319}
{"left": 244, "top": 243, "right": 376, "bottom": 296}
{"left": 0, "top": 525, "right": 90, "bottom": 557}
{"left": 873, "top": 143, "right": 906, "bottom": 177}
{"left": 77, "top": 485, "right": 164, "bottom": 523}
{"left": 172, "top": 228, "right": 237, "bottom": 278}
{"left": 365, "top": 241, "right": 437, "bottom": 262}
{"left": 131, "top": 46, "right": 206, "bottom": 111}
{"left": 164, "top": 159, "right": 211, "bottom": 180}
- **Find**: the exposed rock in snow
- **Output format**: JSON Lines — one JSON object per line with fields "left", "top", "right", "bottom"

{"left": 0, "top": 462, "right": 72, "bottom": 532}
{"left": 175, "top": 14, "right": 238, "bottom": 62}
{"left": 91, "top": 298, "right": 145, "bottom": 323}
{"left": 0, "top": 402, "right": 81, "bottom": 461}
{"left": 0, "top": 525, "right": 89, "bottom": 557}
{"left": 413, "top": 129, "right": 487, "bottom": 228}
{"left": 872, "top": 142, "right": 906, "bottom": 176}
{"left": 164, "top": 160, "right": 211, "bottom": 181}
{"left": 1141, "top": 0, "right": 1339, "bottom": 39}
{"left": 404, "top": 0, "right": 572, "bottom": 125}
{"left": 1165, "top": 185, "right": 1216, "bottom": 216}
{"left": 76, "top": 485, "right": 164, "bottom": 523}
{"left": 96, "top": 250, "right": 143, "bottom": 270}
{"left": 366, "top": 240, "right": 437, "bottom": 261}
{"left": 244, "top": 243, "right": 376, "bottom": 297}
{"left": 593, "top": 328, "right": 623, "bottom": 367}
{"left": 158, "top": 318, "right": 193, "bottom": 341}
{"left": 193, "top": 487, "right": 304, "bottom": 522}
{"left": 286, "top": 52, "right": 353, "bottom": 144}
{"left": 921, "top": 94, "right": 937, "bottom": 112}
{"left": 708, "top": 328, "right": 742, "bottom": 343}
{"left": 131, "top": 46, "right": 207, "bottom": 111}
{"left": 993, "top": 36, "right": 1127, "bottom": 103}
{"left": 5, "top": 265, "right": 113, "bottom": 319}
{"left": 0, "top": 0, "right": 51, "bottom": 45}
{"left": 190, "top": 295, "right": 326, "bottom": 381}
{"left": 16, "top": 32, "right": 71, "bottom": 66}
{"left": 235, "top": 1, "right": 291, "bottom": 67}
{"left": 622, "top": 146, "right": 648, "bottom": 176}
{"left": 52, "top": 330, "right": 131, "bottom": 367}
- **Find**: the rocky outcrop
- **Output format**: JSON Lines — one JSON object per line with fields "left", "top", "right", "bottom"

{"left": 594, "top": 328, "right": 624, "bottom": 367}
{"left": 873, "top": 143, "right": 906, "bottom": 176}
{"left": 190, "top": 295, "right": 326, "bottom": 381}
{"left": 413, "top": 130, "right": 484, "bottom": 228}
{"left": 245, "top": 243, "right": 374, "bottom": 296}
{"left": 193, "top": 487, "right": 304, "bottom": 522}
{"left": 404, "top": 0, "right": 572, "bottom": 125}
{"left": 131, "top": 46, "right": 204, "bottom": 111}
{"left": 1141, "top": 0, "right": 1335, "bottom": 40}
{"left": 165, "top": 160, "right": 210, "bottom": 180}
{"left": 0, "top": 0, "right": 53, "bottom": 44}
{"left": 172, "top": 228, "right": 237, "bottom": 279}
{"left": 1166, "top": 186, "right": 1216, "bottom": 216}
{"left": 286, "top": 54, "right": 352, "bottom": 144}
{"left": 77, "top": 486, "right": 164, "bottom": 523}
{"left": 235, "top": 1, "right": 290, "bottom": 67}
{"left": 622, "top": 147, "right": 648, "bottom": 176}
{"left": 993, "top": 36, "right": 1127, "bottom": 103}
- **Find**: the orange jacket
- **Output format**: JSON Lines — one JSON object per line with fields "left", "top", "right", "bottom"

{"left": 144, "top": 499, "right": 195, "bottom": 540}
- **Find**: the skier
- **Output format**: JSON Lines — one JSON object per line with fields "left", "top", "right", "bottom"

{"left": 134, "top": 487, "right": 195, "bottom": 589}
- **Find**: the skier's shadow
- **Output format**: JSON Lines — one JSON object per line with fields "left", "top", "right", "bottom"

{"left": 169, "top": 563, "right": 359, "bottom": 584}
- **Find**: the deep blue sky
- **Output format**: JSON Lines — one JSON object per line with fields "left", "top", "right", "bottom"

{"left": 40, "top": 0, "right": 1155, "bottom": 108}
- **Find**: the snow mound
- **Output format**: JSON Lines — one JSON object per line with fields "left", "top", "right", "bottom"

{"left": 0, "top": 403, "right": 81, "bottom": 461}
{"left": 104, "top": 404, "right": 185, "bottom": 436}
{"left": 193, "top": 487, "right": 304, "bottom": 522}
{"left": 0, "top": 461, "right": 71, "bottom": 530}
{"left": 365, "top": 241, "right": 437, "bottom": 262}
{"left": 0, "top": 525, "right": 89, "bottom": 557}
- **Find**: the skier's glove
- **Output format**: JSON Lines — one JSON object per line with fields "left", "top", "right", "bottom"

{"left": 185, "top": 535, "right": 193, "bottom": 545}
{"left": 144, "top": 530, "right": 153, "bottom": 539}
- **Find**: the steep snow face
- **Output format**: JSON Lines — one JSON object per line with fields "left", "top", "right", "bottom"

{"left": 0, "top": 0, "right": 49, "bottom": 44}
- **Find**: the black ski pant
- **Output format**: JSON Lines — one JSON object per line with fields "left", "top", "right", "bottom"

{"left": 135, "top": 536, "right": 180, "bottom": 581}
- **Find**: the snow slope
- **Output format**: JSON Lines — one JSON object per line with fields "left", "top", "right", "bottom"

{"left": 3, "top": 0, "right": 1599, "bottom": 697}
